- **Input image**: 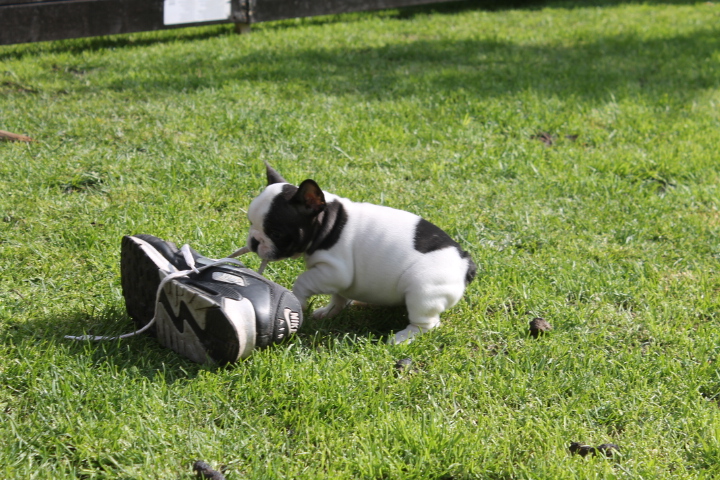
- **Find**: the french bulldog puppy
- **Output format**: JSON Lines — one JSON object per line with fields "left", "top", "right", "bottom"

{"left": 244, "top": 164, "right": 476, "bottom": 344}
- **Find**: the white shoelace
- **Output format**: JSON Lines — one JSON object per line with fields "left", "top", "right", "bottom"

{"left": 229, "top": 246, "right": 269, "bottom": 274}
{"left": 65, "top": 245, "right": 250, "bottom": 341}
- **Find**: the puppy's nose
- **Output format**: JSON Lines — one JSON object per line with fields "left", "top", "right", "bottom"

{"left": 250, "top": 237, "right": 260, "bottom": 252}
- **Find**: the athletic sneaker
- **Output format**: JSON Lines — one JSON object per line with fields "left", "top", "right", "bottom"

{"left": 66, "top": 234, "right": 303, "bottom": 364}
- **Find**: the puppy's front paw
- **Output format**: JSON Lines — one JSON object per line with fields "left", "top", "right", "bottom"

{"left": 312, "top": 294, "right": 349, "bottom": 319}
{"left": 312, "top": 305, "right": 333, "bottom": 319}
{"left": 389, "top": 325, "right": 424, "bottom": 345}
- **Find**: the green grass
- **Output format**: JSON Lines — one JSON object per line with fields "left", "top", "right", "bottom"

{"left": 2, "top": 0, "right": 720, "bottom": 478}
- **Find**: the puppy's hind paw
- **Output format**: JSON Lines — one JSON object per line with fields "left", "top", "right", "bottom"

{"left": 388, "top": 325, "right": 424, "bottom": 345}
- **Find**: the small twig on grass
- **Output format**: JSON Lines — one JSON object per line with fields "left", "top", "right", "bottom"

{"left": 10, "top": 289, "right": 25, "bottom": 300}
{"left": 0, "top": 130, "right": 34, "bottom": 143}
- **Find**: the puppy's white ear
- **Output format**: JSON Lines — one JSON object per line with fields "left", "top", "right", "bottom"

{"left": 292, "top": 179, "right": 326, "bottom": 216}
{"left": 265, "top": 162, "right": 288, "bottom": 185}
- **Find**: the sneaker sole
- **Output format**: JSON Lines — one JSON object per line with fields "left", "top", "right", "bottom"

{"left": 121, "top": 235, "right": 176, "bottom": 334}
{"left": 155, "top": 279, "right": 256, "bottom": 363}
{"left": 122, "top": 235, "right": 258, "bottom": 363}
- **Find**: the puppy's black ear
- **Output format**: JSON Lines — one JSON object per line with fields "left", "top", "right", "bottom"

{"left": 291, "top": 179, "right": 326, "bottom": 216}
{"left": 265, "top": 162, "right": 288, "bottom": 185}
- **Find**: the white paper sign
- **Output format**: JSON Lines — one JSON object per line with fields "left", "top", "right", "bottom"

{"left": 163, "top": 0, "right": 231, "bottom": 26}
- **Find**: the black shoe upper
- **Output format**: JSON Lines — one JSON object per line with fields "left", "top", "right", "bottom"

{"left": 178, "top": 265, "right": 303, "bottom": 349}
{"left": 124, "top": 234, "right": 303, "bottom": 348}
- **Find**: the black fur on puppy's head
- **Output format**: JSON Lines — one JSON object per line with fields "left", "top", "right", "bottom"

{"left": 260, "top": 180, "right": 326, "bottom": 259}
{"left": 246, "top": 163, "right": 329, "bottom": 262}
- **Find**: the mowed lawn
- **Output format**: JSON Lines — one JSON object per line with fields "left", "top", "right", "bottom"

{"left": 1, "top": 0, "right": 720, "bottom": 478}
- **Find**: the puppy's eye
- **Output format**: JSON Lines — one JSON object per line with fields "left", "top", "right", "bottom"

{"left": 267, "top": 228, "right": 286, "bottom": 240}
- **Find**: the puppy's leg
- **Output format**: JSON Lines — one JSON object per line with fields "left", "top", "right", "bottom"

{"left": 389, "top": 289, "right": 445, "bottom": 345}
{"left": 390, "top": 316, "right": 440, "bottom": 345}
{"left": 313, "top": 294, "right": 350, "bottom": 319}
{"left": 292, "top": 265, "right": 350, "bottom": 316}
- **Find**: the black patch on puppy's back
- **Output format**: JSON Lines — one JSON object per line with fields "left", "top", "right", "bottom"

{"left": 414, "top": 218, "right": 476, "bottom": 285}
{"left": 414, "top": 218, "right": 458, "bottom": 254}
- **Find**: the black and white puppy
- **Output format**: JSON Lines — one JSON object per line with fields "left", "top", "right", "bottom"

{"left": 244, "top": 164, "right": 476, "bottom": 344}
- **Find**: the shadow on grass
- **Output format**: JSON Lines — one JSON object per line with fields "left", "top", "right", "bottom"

{"left": 297, "top": 304, "right": 409, "bottom": 346}
{"left": 0, "top": 24, "right": 236, "bottom": 61}
{"left": 0, "top": 0, "right": 705, "bottom": 61}
{"left": 2, "top": 306, "right": 217, "bottom": 379}
{"left": 2, "top": 301, "right": 408, "bottom": 375}
{"left": 86, "top": 23, "right": 719, "bottom": 107}
{"left": 1, "top": 0, "right": 714, "bottom": 110}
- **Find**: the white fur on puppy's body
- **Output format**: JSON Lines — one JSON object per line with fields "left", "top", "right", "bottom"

{"left": 245, "top": 170, "right": 475, "bottom": 344}
{"left": 297, "top": 197, "right": 470, "bottom": 342}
